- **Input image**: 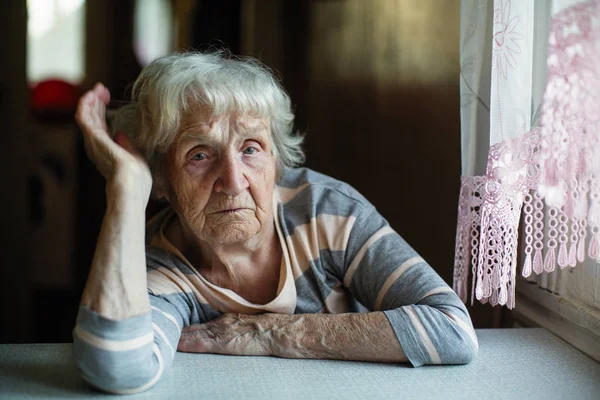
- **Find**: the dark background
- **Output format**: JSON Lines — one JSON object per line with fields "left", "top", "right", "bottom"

{"left": 0, "top": 0, "right": 506, "bottom": 344}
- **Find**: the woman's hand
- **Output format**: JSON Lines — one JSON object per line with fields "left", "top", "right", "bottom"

{"left": 177, "top": 313, "right": 276, "bottom": 356}
{"left": 75, "top": 83, "right": 152, "bottom": 201}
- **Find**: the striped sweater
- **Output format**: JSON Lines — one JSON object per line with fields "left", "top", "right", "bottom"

{"left": 73, "top": 167, "right": 478, "bottom": 394}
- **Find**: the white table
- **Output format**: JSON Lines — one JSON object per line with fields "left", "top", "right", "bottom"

{"left": 1, "top": 328, "right": 599, "bottom": 399}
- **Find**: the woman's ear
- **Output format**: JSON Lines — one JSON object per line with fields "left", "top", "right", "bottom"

{"left": 150, "top": 158, "right": 170, "bottom": 202}
{"left": 152, "top": 187, "right": 167, "bottom": 202}
{"left": 152, "top": 177, "right": 169, "bottom": 202}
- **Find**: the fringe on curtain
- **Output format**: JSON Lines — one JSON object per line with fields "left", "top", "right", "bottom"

{"left": 453, "top": 1, "right": 600, "bottom": 309}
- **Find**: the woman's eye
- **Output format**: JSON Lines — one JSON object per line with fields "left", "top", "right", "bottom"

{"left": 242, "top": 147, "right": 258, "bottom": 155}
{"left": 191, "top": 152, "right": 207, "bottom": 161}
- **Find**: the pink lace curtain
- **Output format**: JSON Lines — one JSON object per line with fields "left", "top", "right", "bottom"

{"left": 454, "top": 0, "right": 600, "bottom": 309}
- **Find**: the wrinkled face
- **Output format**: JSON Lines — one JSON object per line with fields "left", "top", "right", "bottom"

{"left": 163, "top": 107, "right": 277, "bottom": 247}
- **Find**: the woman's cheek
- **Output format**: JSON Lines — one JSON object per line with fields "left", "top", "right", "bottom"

{"left": 184, "top": 160, "right": 212, "bottom": 176}
{"left": 245, "top": 152, "right": 273, "bottom": 171}
{"left": 175, "top": 163, "right": 207, "bottom": 191}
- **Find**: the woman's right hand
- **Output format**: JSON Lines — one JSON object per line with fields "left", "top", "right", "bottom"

{"left": 75, "top": 83, "right": 152, "bottom": 200}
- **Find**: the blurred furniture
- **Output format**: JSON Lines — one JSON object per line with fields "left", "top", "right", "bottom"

{"left": 1, "top": 328, "right": 599, "bottom": 399}
{"left": 29, "top": 80, "right": 81, "bottom": 343}
{"left": 0, "top": 0, "right": 31, "bottom": 344}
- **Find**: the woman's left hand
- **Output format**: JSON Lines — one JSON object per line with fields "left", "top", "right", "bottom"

{"left": 177, "top": 313, "right": 278, "bottom": 356}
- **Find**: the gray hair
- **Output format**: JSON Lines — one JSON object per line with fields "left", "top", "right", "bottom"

{"left": 112, "top": 51, "right": 304, "bottom": 182}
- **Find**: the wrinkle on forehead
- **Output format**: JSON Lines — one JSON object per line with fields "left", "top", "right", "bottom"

{"left": 237, "top": 116, "right": 269, "bottom": 130}
{"left": 177, "top": 112, "right": 269, "bottom": 145}
{"left": 178, "top": 107, "right": 220, "bottom": 134}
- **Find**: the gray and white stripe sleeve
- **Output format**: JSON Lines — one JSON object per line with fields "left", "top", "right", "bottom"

{"left": 343, "top": 205, "right": 479, "bottom": 367}
{"left": 72, "top": 294, "right": 185, "bottom": 394}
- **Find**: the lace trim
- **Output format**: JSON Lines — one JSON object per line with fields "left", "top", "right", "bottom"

{"left": 454, "top": 1, "right": 600, "bottom": 308}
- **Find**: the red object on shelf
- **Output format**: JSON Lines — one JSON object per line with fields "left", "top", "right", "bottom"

{"left": 31, "top": 79, "right": 81, "bottom": 122}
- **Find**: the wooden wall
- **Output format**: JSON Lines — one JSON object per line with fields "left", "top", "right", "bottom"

{"left": 305, "top": 0, "right": 461, "bottom": 284}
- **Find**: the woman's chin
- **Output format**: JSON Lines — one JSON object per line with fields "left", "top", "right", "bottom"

{"left": 207, "top": 223, "right": 259, "bottom": 245}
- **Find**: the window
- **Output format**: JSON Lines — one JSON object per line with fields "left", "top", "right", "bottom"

{"left": 134, "top": 0, "right": 174, "bottom": 66}
{"left": 27, "top": 0, "right": 85, "bottom": 84}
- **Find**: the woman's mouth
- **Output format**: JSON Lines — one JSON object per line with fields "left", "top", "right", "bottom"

{"left": 208, "top": 208, "right": 249, "bottom": 215}
{"left": 219, "top": 208, "right": 242, "bottom": 213}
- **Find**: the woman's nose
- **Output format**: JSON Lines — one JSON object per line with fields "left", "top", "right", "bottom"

{"left": 214, "top": 153, "right": 249, "bottom": 196}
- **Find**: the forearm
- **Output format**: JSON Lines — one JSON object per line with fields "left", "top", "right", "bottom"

{"left": 269, "top": 312, "right": 408, "bottom": 363}
{"left": 80, "top": 175, "right": 150, "bottom": 320}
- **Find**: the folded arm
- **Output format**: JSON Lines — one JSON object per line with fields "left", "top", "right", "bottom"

{"left": 179, "top": 205, "right": 478, "bottom": 366}
{"left": 178, "top": 311, "right": 407, "bottom": 363}
{"left": 72, "top": 84, "right": 176, "bottom": 394}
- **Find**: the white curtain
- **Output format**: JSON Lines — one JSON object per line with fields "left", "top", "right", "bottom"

{"left": 454, "top": 0, "right": 600, "bottom": 309}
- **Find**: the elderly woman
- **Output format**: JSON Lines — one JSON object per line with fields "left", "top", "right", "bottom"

{"left": 73, "top": 52, "right": 478, "bottom": 394}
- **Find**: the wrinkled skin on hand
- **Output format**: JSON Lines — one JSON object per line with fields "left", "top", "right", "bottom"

{"left": 178, "top": 313, "right": 278, "bottom": 356}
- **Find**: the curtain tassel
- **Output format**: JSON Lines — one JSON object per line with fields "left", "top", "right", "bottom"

{"left": 588, "top": 233, "right": 599, "bottom": 259}
{"left": 557, "top": 242, "right": 568, "bottom": 268}
{"left": 567, "top": 241, "right": 577, "bottom": 267}
{"left": 522, "top": 253, "right": 532, "bottom": 277}
{"left": 533, "top": 249, "right": 544, "bottom": 274}
{"left": 544, "top": 248, "right": 556, "bottom": 272}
